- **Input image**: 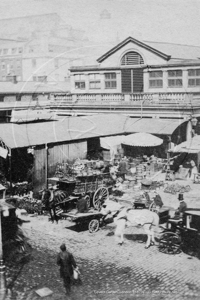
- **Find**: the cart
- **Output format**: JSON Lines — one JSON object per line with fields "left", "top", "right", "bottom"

{"left": 61, "top": 210, "right": 104, "bottom": 233}
{"left": 158, "top": 209, "right": 200, "bottom": 254}
{"left": 48, "top": 172, "right": 111, "bottom": 211}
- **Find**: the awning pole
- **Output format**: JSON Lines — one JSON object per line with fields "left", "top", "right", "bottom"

{"left": 8, "top": 148, "right": 12, "bottom": 195}
{"left": 45, "top": 144, "right": 48, "bottom": 189}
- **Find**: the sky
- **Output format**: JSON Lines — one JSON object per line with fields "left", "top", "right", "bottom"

{"left": 0, "top": 0, "right": 200, "bottom": 46}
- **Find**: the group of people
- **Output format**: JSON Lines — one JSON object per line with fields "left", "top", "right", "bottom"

{"left": 140, "top": 188, "right": 187, "bottom": 218}
{"left": 109, "top": 157, "right": 129, "bottom": 181}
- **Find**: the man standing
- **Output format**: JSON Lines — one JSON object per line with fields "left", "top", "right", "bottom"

{"left": 76, "top": 195, "right": 89, "bottom": 213}
{"left": 176, "top": 193, "right": 187, "bottom": 218}
{"left": 57, "top": 243, "right": 78, "bottom": 295}
{"left": 118, "top": 158, "right": 128, "bottom": 180}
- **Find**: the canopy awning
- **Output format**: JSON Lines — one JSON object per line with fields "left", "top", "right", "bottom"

{"left": 0, "top": 114, "right": 128, "bottom": 149}
{"left": 100, "top": 135, "right": 125, "bottom": 150}
{"left": 125, "top": 118, "right": 187, "bottom": 135}
{"left": 169, "top": 135, "right": 200, "bottom": 153}
{"left": 122, "top": 132, "right": 163, "bottom": 147}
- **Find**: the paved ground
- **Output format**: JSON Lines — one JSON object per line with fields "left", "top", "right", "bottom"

{"left": 4, "top": 177, "right": 200, "bottom": 300}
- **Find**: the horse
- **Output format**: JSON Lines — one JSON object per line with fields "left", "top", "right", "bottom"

{"left": 114, "top": 208, "right": 160, "bottom": 249}
{"left": 41, "top": 188, "right": 68, "bottom": 223}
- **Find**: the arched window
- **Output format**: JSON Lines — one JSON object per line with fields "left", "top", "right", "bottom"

{"left": 121, "top": 51, "right": 144, "bottom": 66}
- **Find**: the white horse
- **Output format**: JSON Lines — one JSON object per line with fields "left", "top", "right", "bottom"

{"left": 114, "top": 208, "right": 159, "bottom": 249}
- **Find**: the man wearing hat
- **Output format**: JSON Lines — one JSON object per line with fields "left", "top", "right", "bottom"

{"left": 57, "top": 243, "right": 78, "bottom": 295}
{"left": 176, "top": 193, "right": 187, "bottom": 218}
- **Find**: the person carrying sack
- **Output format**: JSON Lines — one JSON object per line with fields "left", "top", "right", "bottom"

{"left": 57, "top": 243, "right": 79, "bottom": 295}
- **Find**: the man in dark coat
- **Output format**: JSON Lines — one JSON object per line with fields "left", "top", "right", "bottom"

{"left": 76, "top": 196, "right": 89, "bottom": 213}
{"left": 176, "top": 193, "right": 187, "bottom": 218}
{"left": 57, "top": 243, "right": 77, "bottom": 294}
{"left": 118, "top": 158, "right": 128, "bottom": 180}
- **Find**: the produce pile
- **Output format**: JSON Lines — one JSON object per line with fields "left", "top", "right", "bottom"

{"left": 6, "top": 197, "right": 43, "bottom": 214}
{"left": 164, "top": 183, "right": 191, "bottom": 195}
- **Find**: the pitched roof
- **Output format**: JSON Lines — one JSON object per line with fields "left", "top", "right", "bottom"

{"left": 144, "top": 41, "right": 200, "bottom": 60}
{"left": 97, "top": 36, "right": 171, "bottom": 63}
{"left": 97, "top": 36, "right": 200, "bottom": 64}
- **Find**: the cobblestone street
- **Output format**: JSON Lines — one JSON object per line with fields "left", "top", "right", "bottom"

{"left": 4, "top": 210, "right": 200, "bottom": 300}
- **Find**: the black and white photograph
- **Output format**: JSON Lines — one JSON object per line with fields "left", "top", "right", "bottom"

{"left": 0, "top": 0, "right": 200, "bottom": 299}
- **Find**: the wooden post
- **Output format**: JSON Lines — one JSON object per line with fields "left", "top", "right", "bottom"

{"left": 8, "top": 148, "right": 12, "bottom": 195}
{"left": 0, "top": 210, "right": 6, "bottom": 297}
{"left": 45, "top": 144, "right": 48, "bottom": 189}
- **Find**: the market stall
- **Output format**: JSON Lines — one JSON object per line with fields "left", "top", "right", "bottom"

{"left": 168, "top": 135, "right": 200, "bottom": 181}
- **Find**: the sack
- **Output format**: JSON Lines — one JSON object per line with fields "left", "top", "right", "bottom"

{"left": 73, "top": 268, "right": 79, "bottom": 280}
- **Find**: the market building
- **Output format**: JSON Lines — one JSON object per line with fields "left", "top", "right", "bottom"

{"left": 70, "top": 36, "right": 200, "bottom": 95}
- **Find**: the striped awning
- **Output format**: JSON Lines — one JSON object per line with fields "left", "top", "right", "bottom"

{"left": 123, "top": 132, "right": 163, "bottom": 147}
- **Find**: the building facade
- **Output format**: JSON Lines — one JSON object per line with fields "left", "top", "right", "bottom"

{"left": 70, "top": 36, "right": 200, "bottom": 96}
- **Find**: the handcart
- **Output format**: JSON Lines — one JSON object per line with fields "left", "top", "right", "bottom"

{"left": 61, "top": 210, "right": 104, "bottom": 233}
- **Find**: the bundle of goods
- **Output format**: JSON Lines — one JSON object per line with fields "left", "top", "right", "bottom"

{"left": 73, "top": 159, "right": 103, "bottom": 177}
{"left": 164, "top": 183, "right": 191, "bottom": 195}
{"left": 141, "top": 180, "right": 164, "bottom": 190}
{"left": 6, "top": 197, "right": 43, "bottom": 214}
{"left": 12, "top": 181, "right": 30, "bottom": 196}
{"left": 54, "top": 163, "right": 75, "bottom": 179}
{"left": 112, "top": 190, "right": 124, "bottom": 197}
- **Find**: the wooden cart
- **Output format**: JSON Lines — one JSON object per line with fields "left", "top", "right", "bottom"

{"left": 48, "top": 172, "right": 111, "bottom": 210}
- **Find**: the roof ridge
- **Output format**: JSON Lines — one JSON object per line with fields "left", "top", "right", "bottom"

{"left": 144, "top": 40, "right": 200, "bottom": 48}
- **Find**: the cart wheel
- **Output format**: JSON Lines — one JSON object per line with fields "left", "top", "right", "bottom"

{"left": 88, "top": 219, "right": 99, "bottom": 233}
{"left": 93, "top": 187, "right": 109, "bottom": 209}
{"left": 85, "top": 195, "right": 91, "bottom": 208}
{"left": 158, "top": 231, "right": 181, "bottom": 254}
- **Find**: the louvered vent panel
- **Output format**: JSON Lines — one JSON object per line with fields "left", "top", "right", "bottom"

{"left": 133, "top": 68, "right": 144, "bottom": 92}
{"left": 121, "top": 52, "right": 144, "bottom": 65}
{"left": 121, "top": 69, "right": 132, "bottom": 93}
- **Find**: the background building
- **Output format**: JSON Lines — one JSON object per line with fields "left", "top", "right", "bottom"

{"left": 0, "top": 13, "right": 87, "bottom": 83}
